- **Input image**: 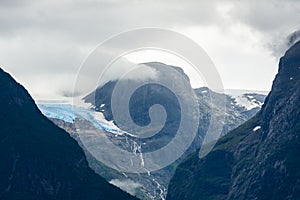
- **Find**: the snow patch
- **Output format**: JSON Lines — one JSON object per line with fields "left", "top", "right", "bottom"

{"left": 253, "top": 126, "right": 261, "bottom": 132}
{"left": 232, "top": 95, "right": 259, "bottom": 110}
{"left": 224, "top": 90, "right": 266, "bottom": 110}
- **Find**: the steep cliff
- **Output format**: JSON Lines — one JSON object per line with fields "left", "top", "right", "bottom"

{"left": 167, "top": 41, "right": 300, "bottom": 200}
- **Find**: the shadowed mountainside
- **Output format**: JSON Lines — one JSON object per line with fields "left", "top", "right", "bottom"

{"left": 0, "top": 68, "right": 137, "bottom": 200}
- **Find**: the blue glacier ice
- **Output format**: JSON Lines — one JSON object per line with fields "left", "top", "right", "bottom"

{"left": 37, "top": 103, "right": 75, "bottom": 123}
{"left": 37, "top": 102, "right": 129, "bottom": 136}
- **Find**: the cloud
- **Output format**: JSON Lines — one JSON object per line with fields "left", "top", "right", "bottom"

{"left": 287, "top": 29, "right": 300, "bottom": 47}
{"left": 109, "top": 179, "right": 142, "bottom": 196}
{"left": 0, "top": 0, "right": 299, "bottom": 99}
{"left": 228, "top": 0, "right": 300, "bottom": 57}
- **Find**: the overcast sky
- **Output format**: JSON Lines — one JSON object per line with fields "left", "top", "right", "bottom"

{"left": 0, "top": 0, "right": 300, "bottom": 100}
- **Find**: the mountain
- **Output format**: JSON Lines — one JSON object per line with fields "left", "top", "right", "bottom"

{"left": 37, "top": 62, "right": 266, "bottom": 199}
{"left": 0, "top": 68, "right": 137, "bottom": 200}
{"left": 167, "top": 41, "right": 300, "bottom": 199}
{"left": 83, "top": 62, "right": 266, "bottom": 151}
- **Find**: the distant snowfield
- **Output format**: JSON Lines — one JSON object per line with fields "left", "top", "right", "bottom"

{"left": 37, "top": 88, "right": 268, "bottom": 125}
{"left": 36, "top": 100, "right": 133, "bottom": 137}
{"left": 224, "top": 89, "right": 268, "bottom": 110}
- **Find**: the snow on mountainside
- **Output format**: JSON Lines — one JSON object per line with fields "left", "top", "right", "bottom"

{"left": 37, "top": 101, "right": 131, "bottom": 137}
{"left": 224, "top": 89, "right": 268, "bottom": 110}
{"left": 37, "top": 89, "right": 267, "bottom": 125}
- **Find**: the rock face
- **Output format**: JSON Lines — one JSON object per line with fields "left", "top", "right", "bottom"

{"left": 167, "top": 41, "right": 300, "bottom": 200}
{"left": 0, "top": 68, "right": 137, "bottom": 200}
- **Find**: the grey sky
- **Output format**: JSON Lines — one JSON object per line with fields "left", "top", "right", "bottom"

{"left": 0, "top": 0, "right": 299, "bottom": 99}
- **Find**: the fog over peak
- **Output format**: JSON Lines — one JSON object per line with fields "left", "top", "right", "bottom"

{"left": 287, "top": 30, "right": 300, "bottom": 47}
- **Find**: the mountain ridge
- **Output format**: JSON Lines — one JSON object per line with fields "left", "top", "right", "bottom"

{"left": 167, "top": 41, "right": 300, "bottom": 200}
{"left": 0, "top": 67, "right": 137, "bottom": 200}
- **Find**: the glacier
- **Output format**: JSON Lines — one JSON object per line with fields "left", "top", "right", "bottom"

{"left": 37, "top": 102, "right": 130, "bottom": 136}
{"left": 37, "top": 103, "right": 75, "bottom": 123}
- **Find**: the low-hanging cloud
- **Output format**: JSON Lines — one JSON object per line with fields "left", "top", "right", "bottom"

{"left": 287, "top": 30, "right": 300, "bottom": 47}
{"left": 109, "top": 179, "right": 142, "bottom": 196}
